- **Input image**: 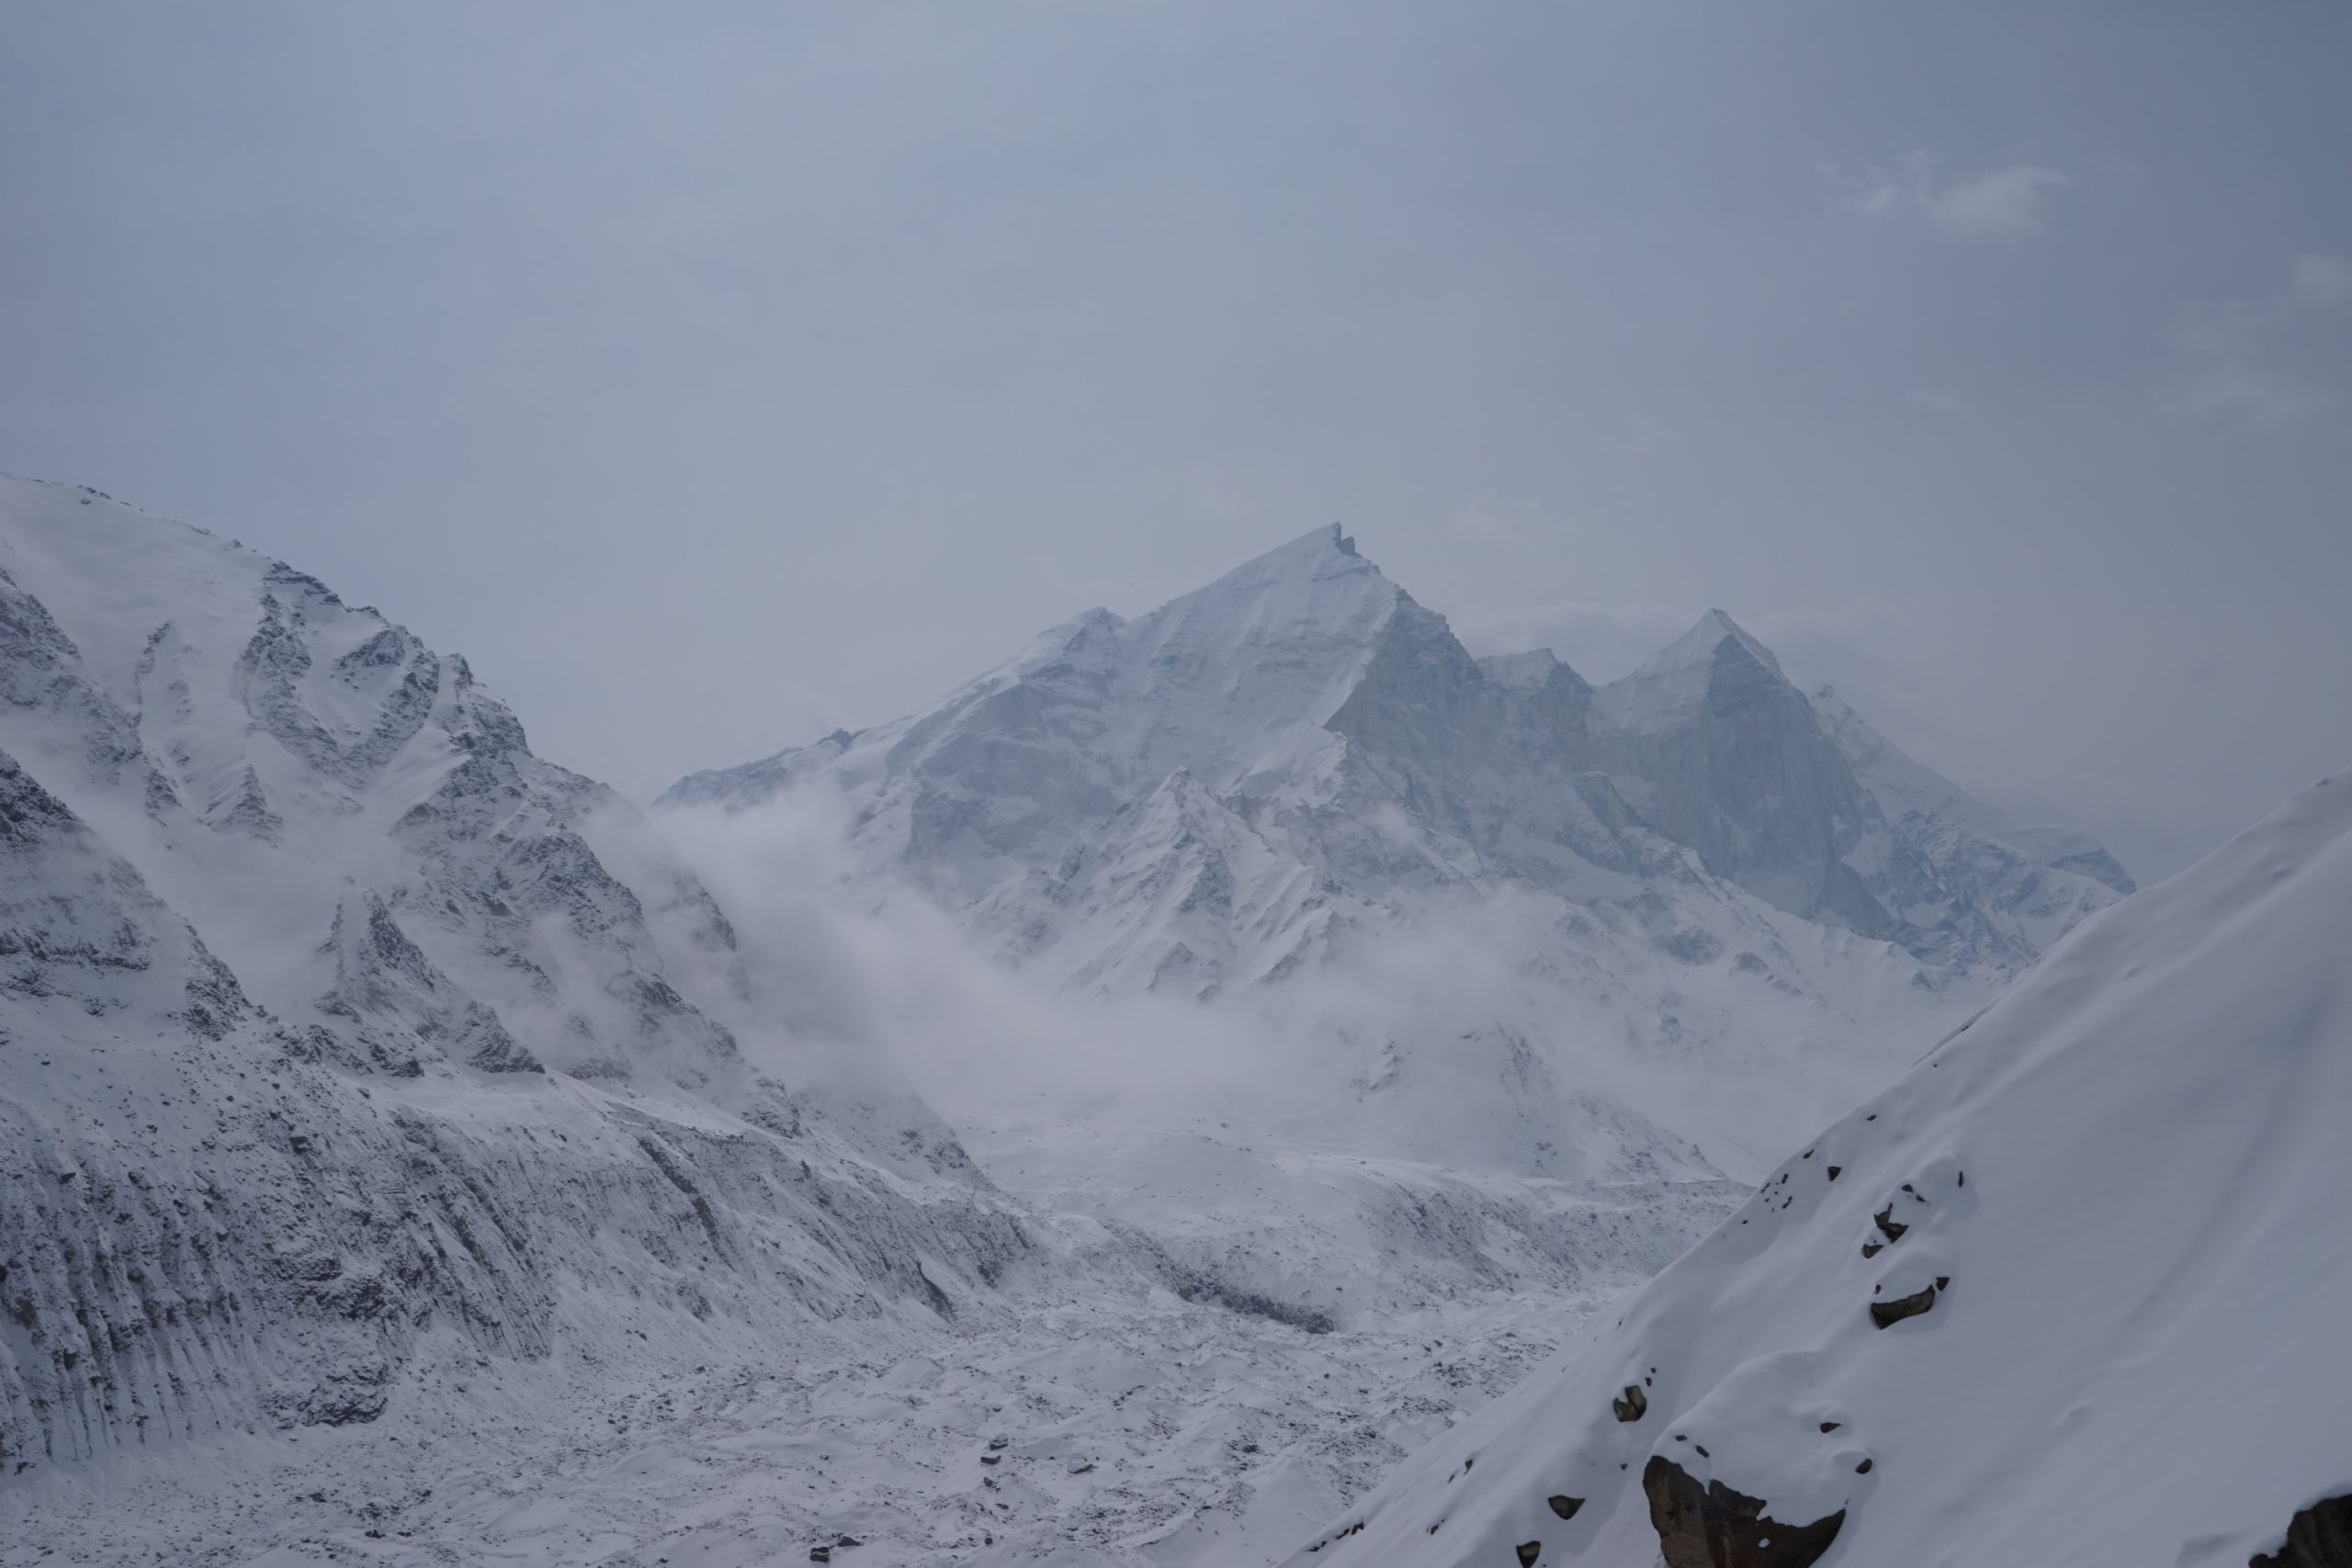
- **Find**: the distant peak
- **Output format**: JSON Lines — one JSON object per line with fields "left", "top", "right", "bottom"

{"left": 1478, "top": 649, "right": 1589, "bottom": 694}
{"left": 1635, "top": 609, "right": 1785, "bottom": 682}
{"left": 1155, "top": 525, "right": 1396, "bottom": 626}
{"left": 1244, "top": 522, "right": 1373, "bottom": 572}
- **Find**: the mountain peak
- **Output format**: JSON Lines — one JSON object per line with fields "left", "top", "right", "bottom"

{"left": 1636, "top": 608, "right": 1785, "bottom": 682}
{"left": 1209, "top": 521, "right": 1375, "bottom": 585}
{"left": 1595, "top": 609, "right": 1796, "bottom": 738}
{"left": 1132, "top": 523, "right": 1399, "bottom": 663}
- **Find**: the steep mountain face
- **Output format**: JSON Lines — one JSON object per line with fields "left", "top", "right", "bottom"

{"left": 1809, "top": 682, "right": 2134, "bottom": 958}
{"left": 0, "top": 476, "right": 1028, "bottom": 1468}
{"left": 1589, "top": 612, "right": 1895, "bottom": 940}
{"left": 1281, "top": 768, "right": 2352, "bottom": 1568}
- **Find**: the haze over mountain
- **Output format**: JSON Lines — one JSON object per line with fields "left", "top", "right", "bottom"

{"left": 661, "top": 525, "right": 2132, "bottom": 1340}
{"left": 672, "top": 525, "right": 2127, "bottom": 984}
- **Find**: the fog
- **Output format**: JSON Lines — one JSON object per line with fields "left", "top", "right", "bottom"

{"left": 647, "top": 789, "right": 1937, "bottom": 1187}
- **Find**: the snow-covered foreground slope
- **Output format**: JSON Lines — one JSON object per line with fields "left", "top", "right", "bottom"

{"left": 1286, "top": 767, "right": 2352, "bottom": 1568}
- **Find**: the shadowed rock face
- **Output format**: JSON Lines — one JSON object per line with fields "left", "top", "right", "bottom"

{"left": 1642, "top": 1455, "right": 1845, "bottom": 1568}
{"left": 2251, "top": 1493, "right": 2352, "bottom": 1568}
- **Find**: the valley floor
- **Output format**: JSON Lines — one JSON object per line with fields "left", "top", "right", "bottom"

{"left": 0, "top": 1278, "right": 1591, "bottom": 1568}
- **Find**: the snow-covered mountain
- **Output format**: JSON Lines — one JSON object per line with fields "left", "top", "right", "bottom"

{"left": 0, "top": 475, "right": 1027, "bottom": 1471}
{"left": 670, "top": 525, "right": 2127, "bottom": 989}
{"left": 664, "top": 527, "right": 2129, "bottom": 1213}
{"left": 1280, "top": 765, "right": 2352, "bottom": 1568}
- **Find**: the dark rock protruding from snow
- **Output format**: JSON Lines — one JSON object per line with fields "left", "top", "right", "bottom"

{"left": 1869, "top": 1283, "right": 1938, "bottom": 1329}
{"left": 2250, "top": 1493, "right": 2352, "bottom": 1568}
{"left": 1641, "top": 1455, "right": 1845, "bottom": 1568}
{"left": 1612, "top": 1383, "right": 1649, "bottom": 1422}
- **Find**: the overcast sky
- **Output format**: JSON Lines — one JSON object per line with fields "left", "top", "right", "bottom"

{"left": 4, "top": 2, "right": 2346, "bottom": 879}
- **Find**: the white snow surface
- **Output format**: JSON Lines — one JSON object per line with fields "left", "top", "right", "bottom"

{"left": 1281, "top": 765, "right": 2352, "bottom": 1567}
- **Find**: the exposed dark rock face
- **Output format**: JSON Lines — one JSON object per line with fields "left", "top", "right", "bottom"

{"left": 1546, "top": 1495, "right": 1584, "bottom": 1519}
{"left": 1870, "top": 1284, "right": 1939, "bottom": 1328}
{"left": 2251, "top": 1492, "right": 2352, "bottom": 1568}
{"left": 1642, "top": 1455, "right": 1846, "bottom": 1568}
{"left": 1612, "top": 1382, "right": 1649, "bottom": 1421}
{"left": 1516, "top": 1540, "right": 1542, "bottom": 1565}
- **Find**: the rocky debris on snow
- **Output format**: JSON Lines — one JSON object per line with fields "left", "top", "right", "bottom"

{"left": 1612, "top": 1383, "right": 1649, "bottom": 1422}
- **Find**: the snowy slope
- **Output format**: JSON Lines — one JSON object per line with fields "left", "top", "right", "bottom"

{"left": 1282, "top": 766, "right": 2352, "bottom": 1568}
{"left": 0, "top": 475, "right": 1030, "bottom": 1471}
